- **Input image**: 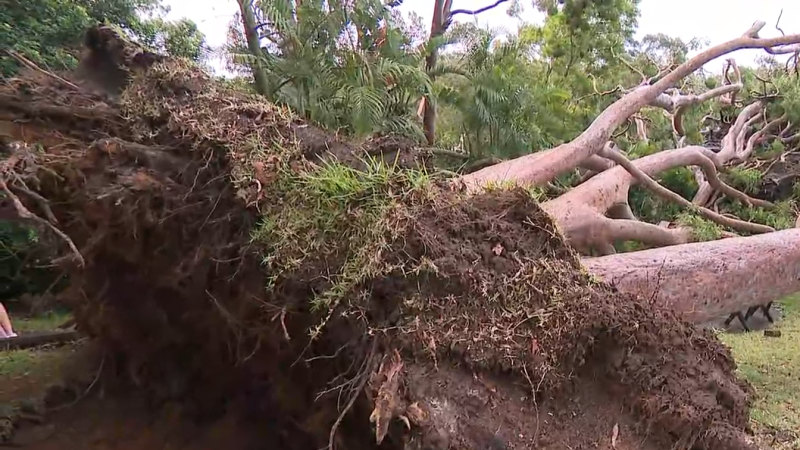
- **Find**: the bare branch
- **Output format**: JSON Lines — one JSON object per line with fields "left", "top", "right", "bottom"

{"left": 0, "top": 178, "right": 85, "bottom": 267}
{"left": 605, "top": 219, "right": 693, "bottom": 247}
{"left": 3, "top": 50, "right": 81, "bottom": 91}
{"left": 607, "top": 203, "right": 637, "bottom": 220}
{"left": 649, "top": 84, "right": 742, "bottom": 113}
{"left": 459, "top": 22, "right": 800, "bottom": 189}
{"left": 599, "top": 145, "right": 773, "bottom": 234}
{"left": 579, "top": 155, "right": 616, "bottom": 173}
{"left": 765, "top": 43, "right": 800, "bottom": 55}
{"left": 783, "top": 131, "right": 800, "bottom": 145}
{"left": 737, "top": 113, "right": 787, "bottom": 161}
{"left": 449, "top": 0, "right": 509, "bottom": 17}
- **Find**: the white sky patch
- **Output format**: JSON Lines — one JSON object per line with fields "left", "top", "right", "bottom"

{"left": 162, "top": 0, "right": 800, "bottom": 75}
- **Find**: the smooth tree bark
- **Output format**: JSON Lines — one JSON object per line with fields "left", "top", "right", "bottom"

{"left": 541, "top": 104, "right": 775, "bottom": 254}
{"left": 422, "top": 0, "right": 449, "bottom": 145}
{"left": 459, "top": 22, "right": 800, "bottom": 189}
{"left": 583, "top": 229, "right": 800, "bottom": 323}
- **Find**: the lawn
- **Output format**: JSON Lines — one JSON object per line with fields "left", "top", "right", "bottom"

{"left": 0, "top": 310, "right": 76, "bottom": 401}
{"left": 720, "top": 293, "right": 800, "bottom": 447}
{"left": 12, "top": 310, "right": 72, "bottom": 334}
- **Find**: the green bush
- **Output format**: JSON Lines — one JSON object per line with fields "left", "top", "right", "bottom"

{"left": 0, "top": 221, "right": 60, "bottom": 302}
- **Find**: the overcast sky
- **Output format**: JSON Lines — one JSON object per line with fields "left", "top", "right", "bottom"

{"left": 163, "top": 0, "right": 799, "bottom": 73}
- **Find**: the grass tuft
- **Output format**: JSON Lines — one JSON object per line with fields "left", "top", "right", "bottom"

{"left": 13, "top": 310, "right": 71, "bottom": 334}
{"left": 725, "top": 167, "right": 763, "bottom": 195}
{"left": 252, "top": 156, "right": 437, "bottom": 336}
{"left": 676, "top": 212, "right": 723, "bottom": 241}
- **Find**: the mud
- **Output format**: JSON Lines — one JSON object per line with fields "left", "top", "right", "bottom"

{"left": 0, "top": 26, "right": 760, "bottom": 449}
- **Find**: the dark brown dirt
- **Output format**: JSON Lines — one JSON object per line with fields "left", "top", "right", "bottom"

{"left": 759, "top": 153, "right": 800, "bottom": 202}
{"left": 0, "top": 25, "right": 759, "bottom": 450}
{"left": 400, "top": 361, "right": 671, "bottom": 449}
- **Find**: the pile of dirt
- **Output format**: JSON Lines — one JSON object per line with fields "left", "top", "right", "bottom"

{"left": 0, "top": 26, "right": 756, "bottom": 449}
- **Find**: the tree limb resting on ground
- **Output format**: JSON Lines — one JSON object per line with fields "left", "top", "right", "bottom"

{"left": 583, "top": 228, "right": 800, "bottom": 323}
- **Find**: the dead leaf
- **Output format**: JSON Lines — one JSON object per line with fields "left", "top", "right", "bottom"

{"left": 611, "top": 422, "right": 619, "bottom": 448}
{"left": 492, "top": 243, "right": 504, "bottom": 256}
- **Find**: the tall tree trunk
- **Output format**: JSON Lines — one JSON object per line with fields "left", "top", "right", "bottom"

{"left": 237, "top": 0, "right": 270, "bottom": 96}
{"left": 582, "top": 229, "right": 800, "bottom": 323}
{"left": 423, "top": 0, "right": 450, "bottom": 146}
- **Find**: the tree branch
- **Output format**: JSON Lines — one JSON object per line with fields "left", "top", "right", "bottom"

{"left": 736, "top": 113, "right": 787, "bottom": 161}
{"left": 605, "top": 218, "right": 692, "bottom": 247}
{"left": 0, "top": 178, "right": 85, "bottom": 267}
{"left": 599, "top": 145, "right": 773, "bottom": 234}
{"left": 458, "top": 22, "right": 800, "bottom": 189}
{"left": 449, "top": 0, "right": 509, "bottom": 17}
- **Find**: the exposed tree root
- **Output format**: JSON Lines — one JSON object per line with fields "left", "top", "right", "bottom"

{"left": 0, "top": 176, "right": 84, "bottom": 267}
{"left": 0, "top": 26, "right": 765, "bottom": 450}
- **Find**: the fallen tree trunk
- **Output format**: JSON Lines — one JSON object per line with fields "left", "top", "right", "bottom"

{"left": 0, "top": 330, "right": 80, "bottom": 351}
{"left": 0, "top": 26, "right": 770, "bottom": 449}
{"left": 583, "top": 229, "right": 800, "bottom": 323}
{"left": 458, "top": 22, "right": 800, "bottom": 190}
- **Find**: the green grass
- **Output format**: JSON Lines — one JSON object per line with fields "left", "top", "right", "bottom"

{"left": 724, "top": 167, "right": 763, "bottom": 195}
{"left": 676, "top": 212, "right": 723, "bottom": 241}
{"left": 0, "top": 345, "right": 79, "bottom": 404}
{"left": 0, "top": 348, "right": 45, "bottom": 377}
{"left": 720, "top": 294, "right": 800, "bottom": 445}
{"left": 13, "top": 310, "right": 72, "bottom": 334}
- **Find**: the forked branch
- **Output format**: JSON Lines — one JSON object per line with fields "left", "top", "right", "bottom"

{"left": 459, "top": 21, "right": 800, "bottom": 189}
{"left": 599, "top": 144, "right": 773, "bottom": 234}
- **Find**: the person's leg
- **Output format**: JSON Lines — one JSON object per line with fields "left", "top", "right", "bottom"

{"left": 0, "top": 303, "right": 16, "bottom": 338}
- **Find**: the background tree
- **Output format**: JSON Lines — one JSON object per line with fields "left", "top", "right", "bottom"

{"left": 0, "top": 0, "right": 208, "bottom": 76}
{"left": 232, "top": 0, "right": 431, "bottom": 139}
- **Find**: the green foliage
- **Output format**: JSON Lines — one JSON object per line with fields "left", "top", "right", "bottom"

{"left": 435, "top": 25, "right": 562, "bottom": 158}
{"left": 0, "top": 222, "right": 57, "bottom": 301}
{"left": 660, "top": 167, "right": 698, "bottom": 199}
{"left": 0, "top": 0, "right": 207, "bottom": 76}
{"left": 726, "top": 201, "right": 797, "bottom": 231}
{"left": 629, "top": 168, "right": 696, "bottom": 223}
{"left": 758, "top": 140, "right": 786, "bottom": 159}
{"left": 0, "top": 0, "right": 91, "bottom": 75}
{"left": 14, "top": 310, "right": 72, "bottom": 333}
{"left": 676, "top": 212, "right": 723, "bottom": 241}
{"left": 433, "top": 0, "right": 655, "bottom": 162}
{"left": 229, "top": 0, "right": 430, "bottom": 139}
{"left": 136, "top": 18, "right": 210, "bottom": 62}
{"left": 725, "top": 167, "right": 763, "bottom": 195}
{"left": 773, "top": 73, "right": 800, "bottom": 123}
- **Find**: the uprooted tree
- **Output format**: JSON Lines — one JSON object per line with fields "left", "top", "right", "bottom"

{"left": 1, "top": 18, "right": 800, "bottom": 450}
{"left": 457, "top": 20, "right": 800, "bottom": 318}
